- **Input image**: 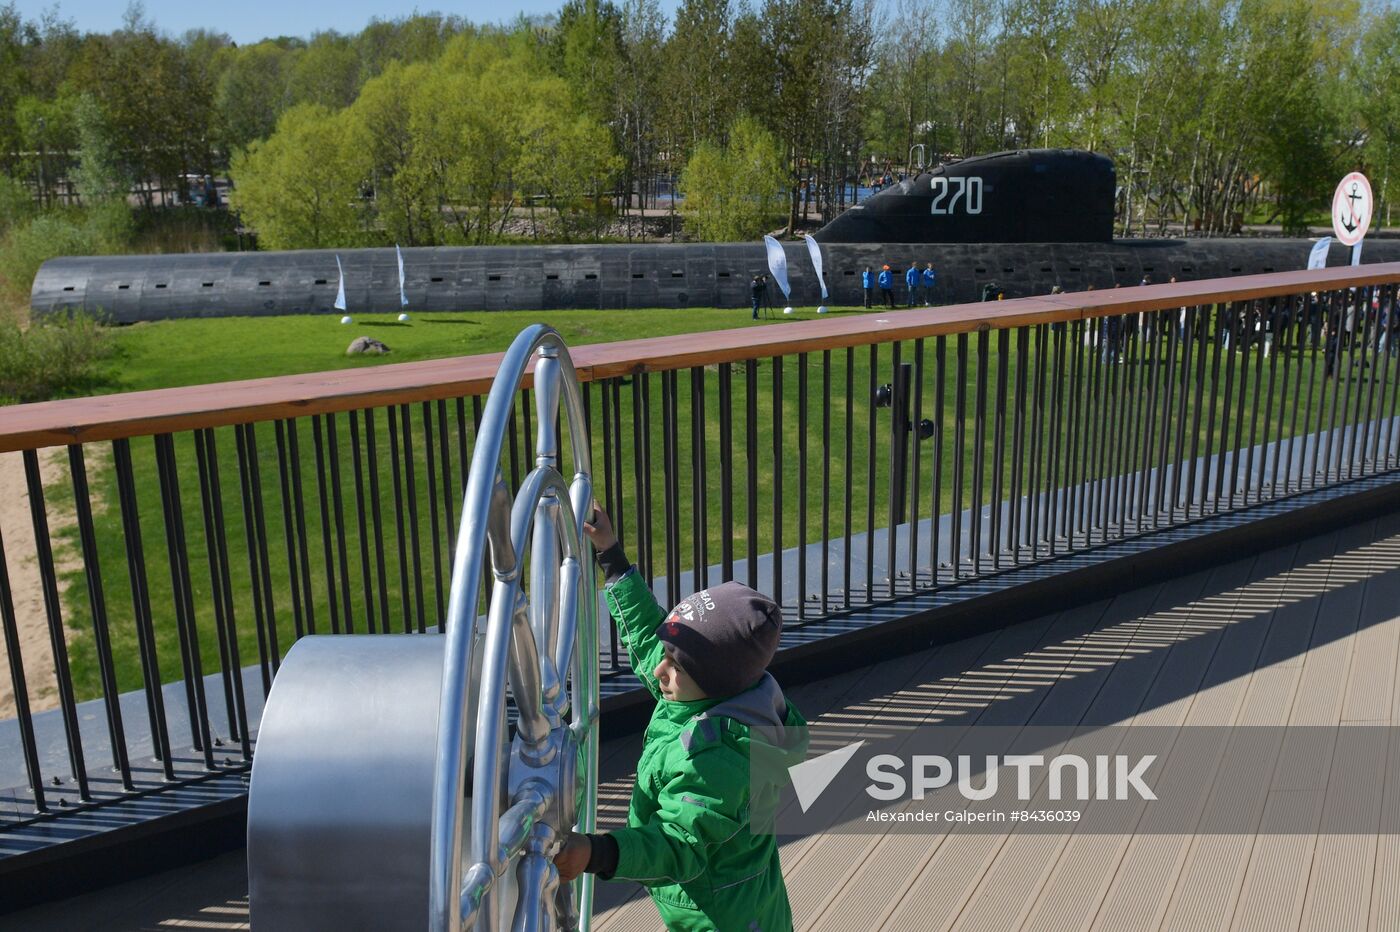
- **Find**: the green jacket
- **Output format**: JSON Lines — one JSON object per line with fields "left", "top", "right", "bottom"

{"left": 604, "top": 570, "right": 809, "bottom": 932}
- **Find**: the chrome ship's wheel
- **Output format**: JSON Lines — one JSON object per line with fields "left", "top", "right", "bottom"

{"left": 248, "top": 326, "right": 599, "bottom": 932}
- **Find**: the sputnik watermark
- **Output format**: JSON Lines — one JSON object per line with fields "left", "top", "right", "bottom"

{"left": 750, "top": 725, "right": 1400, "bottom": 835}
{"left": 865, "top": 753, "right": 1156, "bottom": 801}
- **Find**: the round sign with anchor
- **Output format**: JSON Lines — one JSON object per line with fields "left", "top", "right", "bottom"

{"left": 1332, "top": 171, "right": 1373, "bottom": 247}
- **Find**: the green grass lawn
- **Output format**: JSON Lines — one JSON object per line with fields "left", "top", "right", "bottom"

{"left": 98, "top": 307, "right": 806, "bottom": 391}
{"left": 46, "top": 306, "right": 1397, "bottom": 707}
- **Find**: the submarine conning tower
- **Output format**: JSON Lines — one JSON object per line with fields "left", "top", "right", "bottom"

{"left": 813, "top": 149, "right": 1116, "bottom": 244}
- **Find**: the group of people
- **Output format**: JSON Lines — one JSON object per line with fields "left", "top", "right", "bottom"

{"left": 863, "top": 262, "right": 937, "bottom": 309}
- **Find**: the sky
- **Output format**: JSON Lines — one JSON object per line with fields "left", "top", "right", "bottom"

{"left": 5, "top": 0, "right": 677, "bottom": 45}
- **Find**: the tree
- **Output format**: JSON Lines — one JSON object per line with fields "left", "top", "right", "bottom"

{"left": 215, "top": 42, "right": 295, "bottom": 154}
{"left": 679, "top": 115, "right": 785, "bottom": 240}
{"left": 228, "top": 103, "right": 368, "bottom": 248}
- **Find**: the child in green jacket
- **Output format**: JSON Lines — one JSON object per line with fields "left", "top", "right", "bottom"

{"left": 554, "top": 505, "right": 808, "bottom": 931}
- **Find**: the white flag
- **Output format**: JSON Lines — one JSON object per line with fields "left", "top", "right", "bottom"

{"left": 334, "top": 255, "right": 347, "bottom": 311}
{"left": 1351, "top": 240, "right": 1364, "bottom": 266}
{"left": 803, "top": 234, "right": 828, "bottom": 300}
{"left": 1307, "top": 237, "right": 1330, "bottom": 270}
{"left": 763, "top": 235, "right": 792, "bottom": 300}
{"left": 396, "top": 244, "right": 409, "bottom": 307}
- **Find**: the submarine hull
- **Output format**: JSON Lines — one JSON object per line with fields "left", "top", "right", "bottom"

{"left": 32, "top": 238, "right": 1400, "bottom": 323}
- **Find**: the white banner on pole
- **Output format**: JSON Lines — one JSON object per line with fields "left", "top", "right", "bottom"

{"left": 334, "top": 255, "right": 347, "bottom": 311}
{"left": 763, "top": 235, "right": 792, "bottom": 300}
{"left": 1307, "top": 237, "right": 1331, "bottom": 270}
{"left": 396, "top": 244, "right": 409, "bottom": 307}
{"left": 803, "top": 234, "right": 828, "bottom": 300}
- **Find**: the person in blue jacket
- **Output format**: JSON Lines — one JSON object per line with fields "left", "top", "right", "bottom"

{"left": 862, "top": 266, "right": 874, "bottom": 308}
{"left": 877, "top": 265, "right": 894, "bottom": 308}
{"left": 922, "top": 263, "right": 936, "bottom": 305}
{"left": 905, "top": 262, "right": 920, "bottom": 306}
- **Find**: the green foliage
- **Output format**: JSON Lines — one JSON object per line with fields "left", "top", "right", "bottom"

{"left": 0, "top": 172, "right": 32, "bottom": 233}
{"left": 679, "top": 115, "right": 785, "bottom": 241}
{"left": 0, "top": 212, "right": 94, "bottom": 302}
{"left": 228, "top": 103, "right": 368, "bottom": 249}
{"left": 72, "top": 92, "right": 130, "bottom": 204}
{"left": 0, "top": 311, "right": 111, "bottom": 404}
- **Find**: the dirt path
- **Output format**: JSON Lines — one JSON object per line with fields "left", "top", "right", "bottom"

{"left": 0, "top": 447, "right": 82, "bottom": 720}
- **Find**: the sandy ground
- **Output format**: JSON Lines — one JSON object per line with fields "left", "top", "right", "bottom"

{"left": 0, "top": 447, "right": 82, "bottom": 720}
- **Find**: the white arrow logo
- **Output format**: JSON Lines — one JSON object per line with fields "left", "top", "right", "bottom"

{"left": 788, "top": 741, "right": 865, "bottom": 813}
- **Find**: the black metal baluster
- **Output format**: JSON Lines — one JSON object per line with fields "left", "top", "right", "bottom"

{"left": 285, "top": 420, "right": 316, "bottom": 634}
{"left": 24, "top": 450, "right": 90, "bottom": 796}
{"left": 1046, "top": 322, "right": 1068, "bottom": 555}
{"left": 908, "top": 339, "right": 925, "bottom": 586}
{"left": 990, "top": 330, "right": 1009, "bottom": 568}
{"left": 662, "top": 370, "right": 680, "bottom": 609}
{"left": 1063, "top": 318, "right": 1085, "bottom": 549}
{"left": 821, "top": 350, "right": 832, "bottom": 612}
{"left": 1206, "top": 304, "right": 1232, "bottom": 512}
{"left": 1355, "top": 289, "right": 1383, "bottom": 477}
{"left": 1136, "top": 312, "right": 1159, "bottom": 528}
{"left": 970, "top": 334, "right": 988, "bottom": 575}
{"left": 201, "top": 430, "right": 250, "bottom": 760}
{"left": 1088, "top": 315, "right": 1111, "bottom": 540}
{"left": 386, "top": 407, "right": 411, "bottom": 633}
{"left": 1232, "top": 305, "right": 1265, "bottom": 509}
{"left": 192, "top": 432, "right": 241, "bottom": 752}
{"left": 691, "top": 367, "right": 708, "bottom": 593}
{"left": 273, "top": 421, "right": 306, "bottom": 640}
{"left": 719, "top": 365, "right": 735, "bottom": 582}
{"left": 233, "top": 426, "right": 274, "bottom": 692}
{"left": 0, "top": 518, "right": 48, "bottom": 808}
{"left": 886, "top": 340, "right": 902, "bottom": 596}
{"left": 422, "top": 403, "right": 445, "bottom": 629}
{"left": 1186, "top": 306, "right": 1211, "bottom": 514}
{"left": 746, "top": 359, "right": 759, "bottom": 590}
{"left": 310, "top": 417, "right": 340, "bottom": 635}
{"left": 400, "top": 405, "right": 427, "bottom": 633}
{"left": 113, "top": 439, "right": 174, "bottom": 777}
{"left": 1256, "top": 298, "right": 1282, "bottom": 501}
{"left": 640, "top": 374, "right": 655, "bottom": 588}
{"left": 797, "top": 355, "right": 808, "bottom": 616}
{"left": 242, "top": 425, "right": 280, "bottom": 670}
{"left": 951, "top": 336, "right": 967, "bottom": 578}
{"left": 1240, "top": 302, "right": 1265, "bottom": 507}
{"left": 349, "top": 413, "right": 378, "bottom": 634}
{"left": 929, "top": 337, "right": 946, "bottom": 583}
{"left": 1171, "top": 307, "right": 1195, "bottom": 518}
{"left": 772, "top": 356, "right": 784, "bottom": 607}
{"left": 1123, "top": 314, "right": 1147, "bottom": 531}
{"left": 1008, "top": 328, "right": 1029, "bottom": 562}
{"left": 68, "top": 444, "right": 134, "bottom": 788}
{"left": 325, "top": 415, "right": 354, "bottom": 632}
{"left": 366, "top": 408, "right": 395, "bottom": 628}
{"left": 1027, "top": 324, "right": 1049, "bottom": 559}
{"left": 153, "top": 436, "right": 215, "bottom": 769}
{"left": 632, "top": 373, "right": 651, "bottom": 589}
{"left": 1155, "top": 311, "right": 1181, "bottom": 523}
{"left": 437, "top": 399, "right": 455, "bottom": 561}
{"left": 866, "top": 345, "right": 877, "bottom": 598}
{"left": 844, "top": 348, "right": 854, "bottom": 606}
{"left": 1276, "top": 299, "right": 1293, "bottom": 492}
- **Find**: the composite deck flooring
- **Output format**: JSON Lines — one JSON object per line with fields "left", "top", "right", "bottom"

{"left": 5, "top": 508, "right": 1399, "bottom": 932}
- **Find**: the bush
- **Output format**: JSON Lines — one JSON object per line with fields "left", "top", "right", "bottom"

{"left": 0, "top": 204, "right": 135, "bottom": 306}
{"left": 0, "top": 212, "right": 97, "bottom": 305}
{"left": 0, "top": 175, "right": 35, "bottom": 236}
{"left": 0, "top": 312, "right": 113, "bottom": 404}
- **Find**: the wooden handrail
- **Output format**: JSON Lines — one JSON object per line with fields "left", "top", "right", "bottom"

{"left": 2, "top": 262, "right": 1397, "bottom": 452}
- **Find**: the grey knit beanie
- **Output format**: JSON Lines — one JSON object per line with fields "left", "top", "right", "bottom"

{"left": 656, "top": 581, "right": 782, "bottom": 699}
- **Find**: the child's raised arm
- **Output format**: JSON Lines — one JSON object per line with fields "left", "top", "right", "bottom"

{"left": 586, "top": 504, "right": 667, "bottom": 699}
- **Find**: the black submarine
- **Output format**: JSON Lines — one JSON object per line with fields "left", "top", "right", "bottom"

{"left": 31, "top": 149, "right": 1398, "bottom": 322}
